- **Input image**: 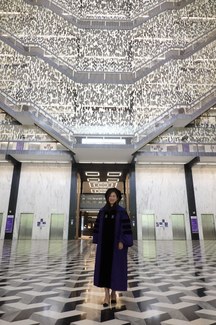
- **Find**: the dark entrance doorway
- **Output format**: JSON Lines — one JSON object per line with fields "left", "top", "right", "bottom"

{"left": 77, "top": 163, "right": 130, "bottom": 239}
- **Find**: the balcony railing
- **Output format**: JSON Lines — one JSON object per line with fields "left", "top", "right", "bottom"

{"left": 23, "top": 0, "right": 193, "bottom": 29}
{"left": 1, "top": 26, "right": 215, "bottom": 84}
{"left": 0, "top": 91, "right": 76, "bottom": 148}
{"left": 138, "top": 142, "right": 216, "bottom": 156}
{"left": 132, "top": 87, "right": 216, "bottom": 149}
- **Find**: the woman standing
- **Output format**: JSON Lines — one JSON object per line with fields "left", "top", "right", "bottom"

{"left": 93, "top": 188, "right": 133, "bottom": 307}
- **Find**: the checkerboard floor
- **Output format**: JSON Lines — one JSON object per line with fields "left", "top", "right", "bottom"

{"left": 1, "top": 239, "right": 216, "bottom": 324}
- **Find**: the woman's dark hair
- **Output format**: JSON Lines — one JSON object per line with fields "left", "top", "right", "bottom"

{"left": 105, "top": 188, "right": 122, "bottom": 204}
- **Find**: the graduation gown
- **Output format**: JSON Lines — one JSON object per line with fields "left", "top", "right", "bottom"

{"left": 93, "top": 204, "right": 133, "bottom": 291}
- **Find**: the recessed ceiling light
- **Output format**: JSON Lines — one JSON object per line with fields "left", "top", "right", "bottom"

{"left": 98, "top": 182, "right": 110, "bottom": 188}
{"left": 87, "top": 178, "right": 100, "bottom": 182}
{"left": 91, "top": 189, "right": 107, "bottom": 193}
{"left": 89, "top": 181, "right": 118, "bottom": 188}
{"left": 106, "top": 178, "right": 119, "bottom": 182}
{"left": 89, "top": 182, "right": 109, "bottom": 188}
{"left": 85, "top": 172, "right": 100, "bottom": 176}
{"left": 107, "top": 172, "right": 122, "bottom": 177}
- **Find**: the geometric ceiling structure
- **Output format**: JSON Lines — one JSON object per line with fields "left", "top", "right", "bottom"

{"left": 0, "top": 0, "right": 216, "bottom": 165}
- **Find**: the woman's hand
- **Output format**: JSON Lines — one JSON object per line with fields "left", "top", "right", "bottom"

{"left": 118, "top": 241, "right": 123, "bottom": 250}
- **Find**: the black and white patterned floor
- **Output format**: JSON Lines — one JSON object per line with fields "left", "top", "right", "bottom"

{"left": 1, "top": 239, "right": 216, "bottom": 324}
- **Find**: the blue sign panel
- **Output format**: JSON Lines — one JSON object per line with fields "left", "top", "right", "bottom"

{"left": 191, "top": 216, "right": 199, "bottom": 233}
{"left": 5, "top": 215, "right": 14, "bottom": 233}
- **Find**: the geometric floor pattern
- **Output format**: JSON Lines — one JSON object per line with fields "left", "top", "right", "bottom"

{"left": 1, "top": 240, "right": 216, "bottom": 324}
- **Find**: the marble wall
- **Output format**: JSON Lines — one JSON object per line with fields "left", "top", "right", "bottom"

{"left": 1, "top": 162, "right": 216, "bottom": 241}
{"left": 192, "top": 165, "right": 216, "bottom": 240}
{"left": 135, "top": 165, "right": 191, "bottom": 240}
{"left": 0, "top": 163, "right": 14, "bottom": 239}
{"left": 13, "top": 163, "right": 71, "bottom": 240}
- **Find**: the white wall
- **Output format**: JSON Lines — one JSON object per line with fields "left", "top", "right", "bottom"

{"left": 0, "top": 163, "right": 14, "bottom": 239}
{"left": 2, "top": 161, "right": 215, "bottom": 241}
{"left": 135, "top": 165, "right": 191, "bottom": 240}
{"left": 193, "top": 165, "right": 216, "bottom": 240}
{"left": 13, "top": 163, "right": 71, "bottom": 240}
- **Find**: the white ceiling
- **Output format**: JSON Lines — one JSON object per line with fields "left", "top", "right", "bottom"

{"left": 72, "top": 144, "right": 134, "bottom": 163}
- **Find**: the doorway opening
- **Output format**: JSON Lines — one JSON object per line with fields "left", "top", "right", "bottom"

{"left": 80, "top": 211, "right": 97, "bottom": 238}
{"left": 76, "top": 163, "right": 131, "bottom": 239}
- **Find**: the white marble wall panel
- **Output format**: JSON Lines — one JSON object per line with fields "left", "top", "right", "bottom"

{"left": 14, "top": 163, "right": 71, "bottom": 240}
{"left": 0, "top": 163, "right": 13, "bottom": 239}
{"left": 192, "top": 165, "right": 216, "bottom": 240}
{"left": 135, "top": 165, "right": 191, "bottom": 240}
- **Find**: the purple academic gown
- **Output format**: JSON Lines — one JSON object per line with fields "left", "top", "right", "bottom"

{"left": 93, "top": 204, "right": 133, "bottom": 291}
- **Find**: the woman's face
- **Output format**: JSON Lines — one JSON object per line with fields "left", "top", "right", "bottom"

{"left": 108, "top": 192, "right": 118, "bottom": 206}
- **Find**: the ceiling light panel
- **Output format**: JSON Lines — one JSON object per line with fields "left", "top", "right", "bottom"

{"left": 89, "top": 181, "right": 118, "bottom": 188}
{"left": 91, "top": 189, "right": 107, "bottom": 193}
{"left": 106, "top": 178, "right": 119, "bottom": 182}
{"left": 85, "top": 171, "right": 100, "bottom": 176}
{"left": 82, "top": 138, "right": 126, "bottom": 145}
{"left": 107, "top": 172, "right": 122, "bottom": 177}
{"left": 87, "top": 178, "right": 100, "bottom": 182}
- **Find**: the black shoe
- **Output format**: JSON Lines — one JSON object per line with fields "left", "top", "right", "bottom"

{"left": 103, "top": 302, "right": 109, "bottom": 307}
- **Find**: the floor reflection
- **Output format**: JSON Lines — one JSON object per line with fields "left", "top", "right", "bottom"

{"left": 0, "top": 240, "right": 216, "bottom": 324}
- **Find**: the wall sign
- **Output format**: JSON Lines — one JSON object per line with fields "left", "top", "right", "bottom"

{"left": 191, "top": 216, "right": 199, "bottom": 233}
{"left": 5, "top": 215, "right": 14, "bottom": 233}
{"left": 156, "top": 219, "right": 168, "bottom": 229}
{"left": 37, "top": 218, "right": 46, "bottom": 230}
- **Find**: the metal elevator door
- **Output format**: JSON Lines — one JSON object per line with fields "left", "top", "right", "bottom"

{"left": 19, "top": 213, "right": 34, "bottom": 239}
{"left": 49, "top": 214, "right": 64, "bottom": 240}
{"left": 171, "top": 214, "right": 186, "bottom": 240}
{"left": 142, "top": 214, "right": 156, "bottom": 240}
{"left": 201, "top": 214, "right": 216, "bottom": 240}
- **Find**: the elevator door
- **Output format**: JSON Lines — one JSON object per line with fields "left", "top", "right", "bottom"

{"left": 201, "top": 214, "right": 216, "bottom": 240}
{"left": 19, "top": 213, "right": 34, "bottom": 239}
{"left": 171, "top": 214, "right": 186, "bottom": 240}
{"left": 142, "top": 214, "right": 156, "bottom": 240}
{"left": 50, "top": 214, "right": 64, "bottom": 240}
